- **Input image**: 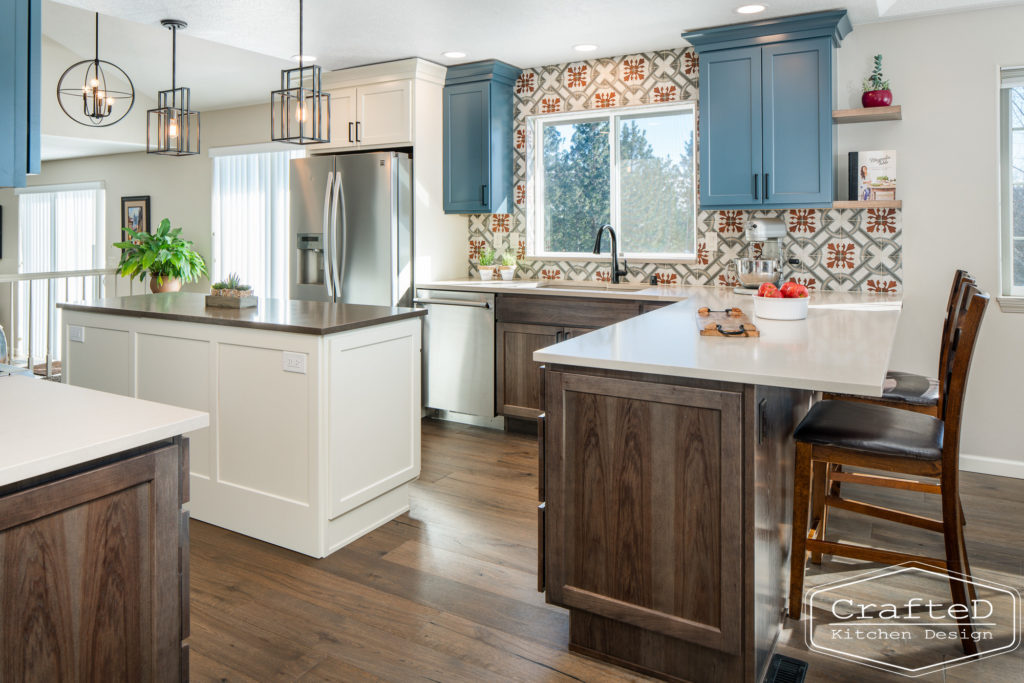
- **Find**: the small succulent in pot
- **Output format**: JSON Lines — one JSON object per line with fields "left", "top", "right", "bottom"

{"left": 211, "top": 272, "right": 254, "bottom": 298}
{"left": 861, "top": 54, "right": 892, "bottom": 108}
{"left": 499, "top": 251, "right": 517, "bottom": 280}
{"left": 478, "top": 248, "right": 497, "bottom": 280}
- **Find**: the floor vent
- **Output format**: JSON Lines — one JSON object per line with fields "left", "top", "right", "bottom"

{"left": 765, "top": 654, "right": 809, "bottom": 683}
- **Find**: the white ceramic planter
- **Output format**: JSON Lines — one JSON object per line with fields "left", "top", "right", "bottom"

{"left": 499, "top": 266, "right": 515, "bottom": 281}
{"left": 479, "top": 266, "right": 495, "bottom": 281}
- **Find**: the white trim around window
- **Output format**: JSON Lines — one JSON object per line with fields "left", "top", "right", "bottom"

{"left": 999, "top": 68, "right": 1024, "bottom": 307}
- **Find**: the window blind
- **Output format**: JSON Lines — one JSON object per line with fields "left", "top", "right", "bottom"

{"left": 212, "top": 149, "right": 303, "bottom": 301}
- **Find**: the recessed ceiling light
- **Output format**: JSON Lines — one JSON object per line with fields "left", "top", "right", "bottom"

{"left": 442, "top": 51, "right": 467, "bottom": 59}
{"left": 291, "top": 54, "right": 316, "bottom": 62}
{"left": 736, "top": 4, "right": 766, "bottom": 13}
{"left": 573, "top": 44, "right": 598, "bottom": 52}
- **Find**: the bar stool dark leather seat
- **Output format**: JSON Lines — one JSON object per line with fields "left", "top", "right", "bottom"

{"left": 787, "top": 281, "right": 989, "bottom": 657}
{"left": 822, "top": 269, "right": 969, "bottom": 416}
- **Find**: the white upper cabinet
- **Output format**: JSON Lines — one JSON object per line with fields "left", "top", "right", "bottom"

{"left": 356, "top": 80, "right": 412, "bottom": 147}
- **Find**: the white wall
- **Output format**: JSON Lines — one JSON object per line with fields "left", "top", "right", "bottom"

{"left": 836, "top": 5, "right": 1024, "bottom": 475}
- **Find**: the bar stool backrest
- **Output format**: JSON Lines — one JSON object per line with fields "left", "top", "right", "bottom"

{"left": 940, "top": 283, "right": 989, "bottom": 477}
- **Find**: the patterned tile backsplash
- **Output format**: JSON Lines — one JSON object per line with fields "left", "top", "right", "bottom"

{"left": 464, "top": 47, "right": 902, "bottom": 293}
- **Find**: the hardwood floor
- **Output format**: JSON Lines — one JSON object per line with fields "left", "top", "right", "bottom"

{"left": 190, "top": 418, "right": 1024, "bottom": 682}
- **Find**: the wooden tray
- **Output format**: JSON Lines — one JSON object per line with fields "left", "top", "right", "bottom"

{"left": 696, "top": 307, "right": 759, "bottom": 337}
{"left": 205, "top": 294, "right": 258, "bottom": 309}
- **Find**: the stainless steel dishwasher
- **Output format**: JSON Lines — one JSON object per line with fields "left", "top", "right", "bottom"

{"left": 414, "top": 289, "right": 495, "bottom": 418}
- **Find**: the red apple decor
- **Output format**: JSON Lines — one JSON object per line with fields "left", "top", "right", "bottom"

{"left": 861, "top": 54, "right": 892, "bottom": 108}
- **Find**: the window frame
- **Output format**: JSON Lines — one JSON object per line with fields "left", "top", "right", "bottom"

{"left": 528, "top": 101, "right": 698, "bottom": 261}
{"left": 999, "top": 70, "right": 1024, "bottom": 298}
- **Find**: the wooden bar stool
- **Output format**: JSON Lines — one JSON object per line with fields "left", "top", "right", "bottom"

{"left": 788, "top": 283, "right": 989, "bottom": 657}
{"left": 822, "top": 269, "right": 970, "bottom": 417}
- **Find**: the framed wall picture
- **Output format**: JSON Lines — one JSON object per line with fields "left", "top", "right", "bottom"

{"left": 121, "top": 196, "right": 151, "bottom": 241}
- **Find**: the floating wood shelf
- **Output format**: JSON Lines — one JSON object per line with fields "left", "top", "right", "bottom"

{"left": 832, "top": 105, "right": 902, "bottom": 123}
{"left": 832, "top": 200, "right": 902, "bottom": 209}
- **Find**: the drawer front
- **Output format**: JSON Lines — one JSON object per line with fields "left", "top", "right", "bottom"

{"left": 496, "top": 295, "right": 639, "bottom": 328}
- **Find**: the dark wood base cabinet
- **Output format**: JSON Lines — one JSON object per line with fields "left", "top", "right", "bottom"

{"left": 0, "top": 437, "right": 190, "bottom": 682}
{"left": 541, "top": 365, "right": 810, "bottom": 682}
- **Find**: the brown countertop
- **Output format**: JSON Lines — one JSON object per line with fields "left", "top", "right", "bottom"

{"left": 58, "top": 293, "right": 425, "bottom": 336}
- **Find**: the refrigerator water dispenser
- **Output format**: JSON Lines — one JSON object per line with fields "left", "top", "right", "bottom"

{"left": 296, "top": 233, "right": 325, "bottom": 286}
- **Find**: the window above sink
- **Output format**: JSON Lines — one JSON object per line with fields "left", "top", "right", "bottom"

{"left": 527, "top": 102, "right": 697, "bottom": 261}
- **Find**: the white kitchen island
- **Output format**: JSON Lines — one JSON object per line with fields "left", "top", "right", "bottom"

{"left": 59, "top": 293, "right": 425, "bottom": 558}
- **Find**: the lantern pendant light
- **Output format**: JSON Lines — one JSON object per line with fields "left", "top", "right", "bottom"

{"left": 271, "top": 0, "right": 330, "bottom": 144}
{"left": 56, "top": 12, "right": 135, "bottom": 127}
{"left": 147, "top": 19, "right": 200, "bottom": 156}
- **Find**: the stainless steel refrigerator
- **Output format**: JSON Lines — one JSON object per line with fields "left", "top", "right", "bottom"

{"left": 289, "top": 151, "right": 412, "bottom": 306}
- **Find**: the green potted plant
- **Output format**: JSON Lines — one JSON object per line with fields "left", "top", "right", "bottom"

{"left": 114, "top": 218, "right": 207, "bottom": 293}
{"left": 499, "top": 251, "right": 517, "bottom": 281}
{"left": 478, "top": 248, "right": 497, "bottom": 280}
{"left": 861, "top": 54, "right": 892, "bottom": 108}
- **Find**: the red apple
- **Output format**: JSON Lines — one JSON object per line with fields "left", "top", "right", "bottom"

{"left": 757, "top": 282, "right": 778, "bottom": 297}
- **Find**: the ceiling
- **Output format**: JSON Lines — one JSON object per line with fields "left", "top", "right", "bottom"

{"left": 39, "top": 0, "right": 1024, "bottom": 159}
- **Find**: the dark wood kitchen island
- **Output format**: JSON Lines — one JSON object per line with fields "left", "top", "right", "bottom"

{"left": 534, "top": 287, "right": 901, "bottom": 682}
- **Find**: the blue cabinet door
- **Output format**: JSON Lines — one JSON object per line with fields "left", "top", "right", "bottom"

{"left": 0, "top": 0, "right": 40, "bottom": 188}
{"left": 761, "top": 38, "right": 832, "bottom": 206}
{"left": 698, "top": 46, "right": 763, "bottom": 208}
{"left": 443, "top": 81, "right": 490, "bottom": 213}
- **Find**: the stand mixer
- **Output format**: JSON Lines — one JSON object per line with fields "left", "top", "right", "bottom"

{"left": 731, "top": 218, "right": 790, "bottom": 295}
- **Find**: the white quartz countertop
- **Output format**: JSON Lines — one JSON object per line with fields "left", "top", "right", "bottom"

{"left": 417, "top": 278, "right": 689, "bottom": 302}
{"left": 0, "top": 376, "right": 209, "bottom": 487}
{"left": 533, "top": 287, "right": 902, "bottom": 395}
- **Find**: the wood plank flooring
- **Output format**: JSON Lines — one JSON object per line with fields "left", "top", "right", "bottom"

{"left": 190, "top": 418, "right": 1024, "bottom": 682}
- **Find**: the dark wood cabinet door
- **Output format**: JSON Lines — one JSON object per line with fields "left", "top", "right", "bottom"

{"left": 496, "top": 322, "right": 560, "bottom": 419}
{"left": 0, "top": 444, "right": 183, "bottom": 682}
{"left": 546, "top": 372, "right": 744, "bottom": 654}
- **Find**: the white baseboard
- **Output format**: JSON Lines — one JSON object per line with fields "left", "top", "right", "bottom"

{"left": 429, "top": 409, "right": 504, "bottom": 430}
{"left": 960, "top": 453, "right": 1024, "bottom": 479}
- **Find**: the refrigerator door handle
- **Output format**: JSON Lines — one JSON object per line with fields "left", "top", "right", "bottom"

{"left": 334, "top": 170, "right": 347, "bottom": 300}
{"left": 322, "top": 171, "right": 336, "bottom": 300}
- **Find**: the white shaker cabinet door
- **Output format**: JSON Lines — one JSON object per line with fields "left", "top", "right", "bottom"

{"left": 356, "top": 80, "right": 413, "bottom": 147}
{"left": 327, "top": 318, "right": 421, "bottom": 520}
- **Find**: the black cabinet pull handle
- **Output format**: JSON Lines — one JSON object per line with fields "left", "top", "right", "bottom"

{"left": 763, "top": 173, "right": 769, "bottom": 200}
{"left": 753, "top": 173, "right": 759, "bottom": 200}
{"left": 348, "top": 122, "right": 354, "bottom": 143}
{"left": 481, "top": 184, "right": 488, "bottom": 205}
{"left": 355, "top": 121, "right": 361, "bottom": 142}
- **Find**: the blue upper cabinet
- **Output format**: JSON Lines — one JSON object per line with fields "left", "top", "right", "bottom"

{"left": 0, "top": 0, "right": 41, "bottom": 188}
{"left": 443, "top": 60, "right": 519, "bottom": 214}
{"left": 684, "top": 11, "right": 851, "bottom": 211}
{"left": 699, "top": 47, "right": 762, "bottom": 206}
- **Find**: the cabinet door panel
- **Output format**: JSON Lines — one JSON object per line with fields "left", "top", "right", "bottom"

{"left": 761, "top": 38, "right": 832, "bottom": 206}
{"left": 698, "top": 46, "right": 762, "bottom": 208}
{"left": 443, "top": 82, "right": 489, "bottom": 213}
{"left": 550, "top": 373, "right": 743, "bottom": 653}
{"left": 496, "top": 322, "right": 559, "bottom": 418}
{"left": 357, "top": 81, "right": 412, "bottom": 146}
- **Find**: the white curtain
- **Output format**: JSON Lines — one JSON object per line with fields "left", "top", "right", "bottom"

{"left": 212, "top": 149, "right": 302, "bottom": 300}
{"left": 16, "top": 186, "right": 105, "bottom": 362}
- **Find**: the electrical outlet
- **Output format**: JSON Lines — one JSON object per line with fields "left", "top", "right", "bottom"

{"left": 282, "top": 351, "right": 307, "bottom": 374}
{"left": 69, "top": 325, "right": 85, "bottom": 343}
{"left": 704, "top": 232, "right": 719, "bottom": 252}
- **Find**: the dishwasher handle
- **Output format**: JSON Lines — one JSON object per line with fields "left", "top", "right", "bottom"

{"left": 413, "top": 297, "right": 490, "bottom": 309}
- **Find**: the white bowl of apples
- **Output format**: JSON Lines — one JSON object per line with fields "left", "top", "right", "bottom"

{"left": 753, "top": 281, "right": 809, "bottom": 320}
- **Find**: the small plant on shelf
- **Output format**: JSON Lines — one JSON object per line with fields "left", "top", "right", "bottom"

{"left": 210, "top": 272, "right": 253, "bottom": 298}
{"left": 478, "top": 248, "right": 497, "bottom": 280}
{"left": 861, "top": 54, "right": 892, "bottom": 108}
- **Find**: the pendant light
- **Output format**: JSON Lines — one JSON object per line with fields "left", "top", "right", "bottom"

{"left": 56, "top": 12, "right": 135, "bottom": 127}
{"left": 147, "top": 19, "right": 200, "bottom": 156}
{"left": 271, "top": 0, "right": 330, "bottom": 144}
